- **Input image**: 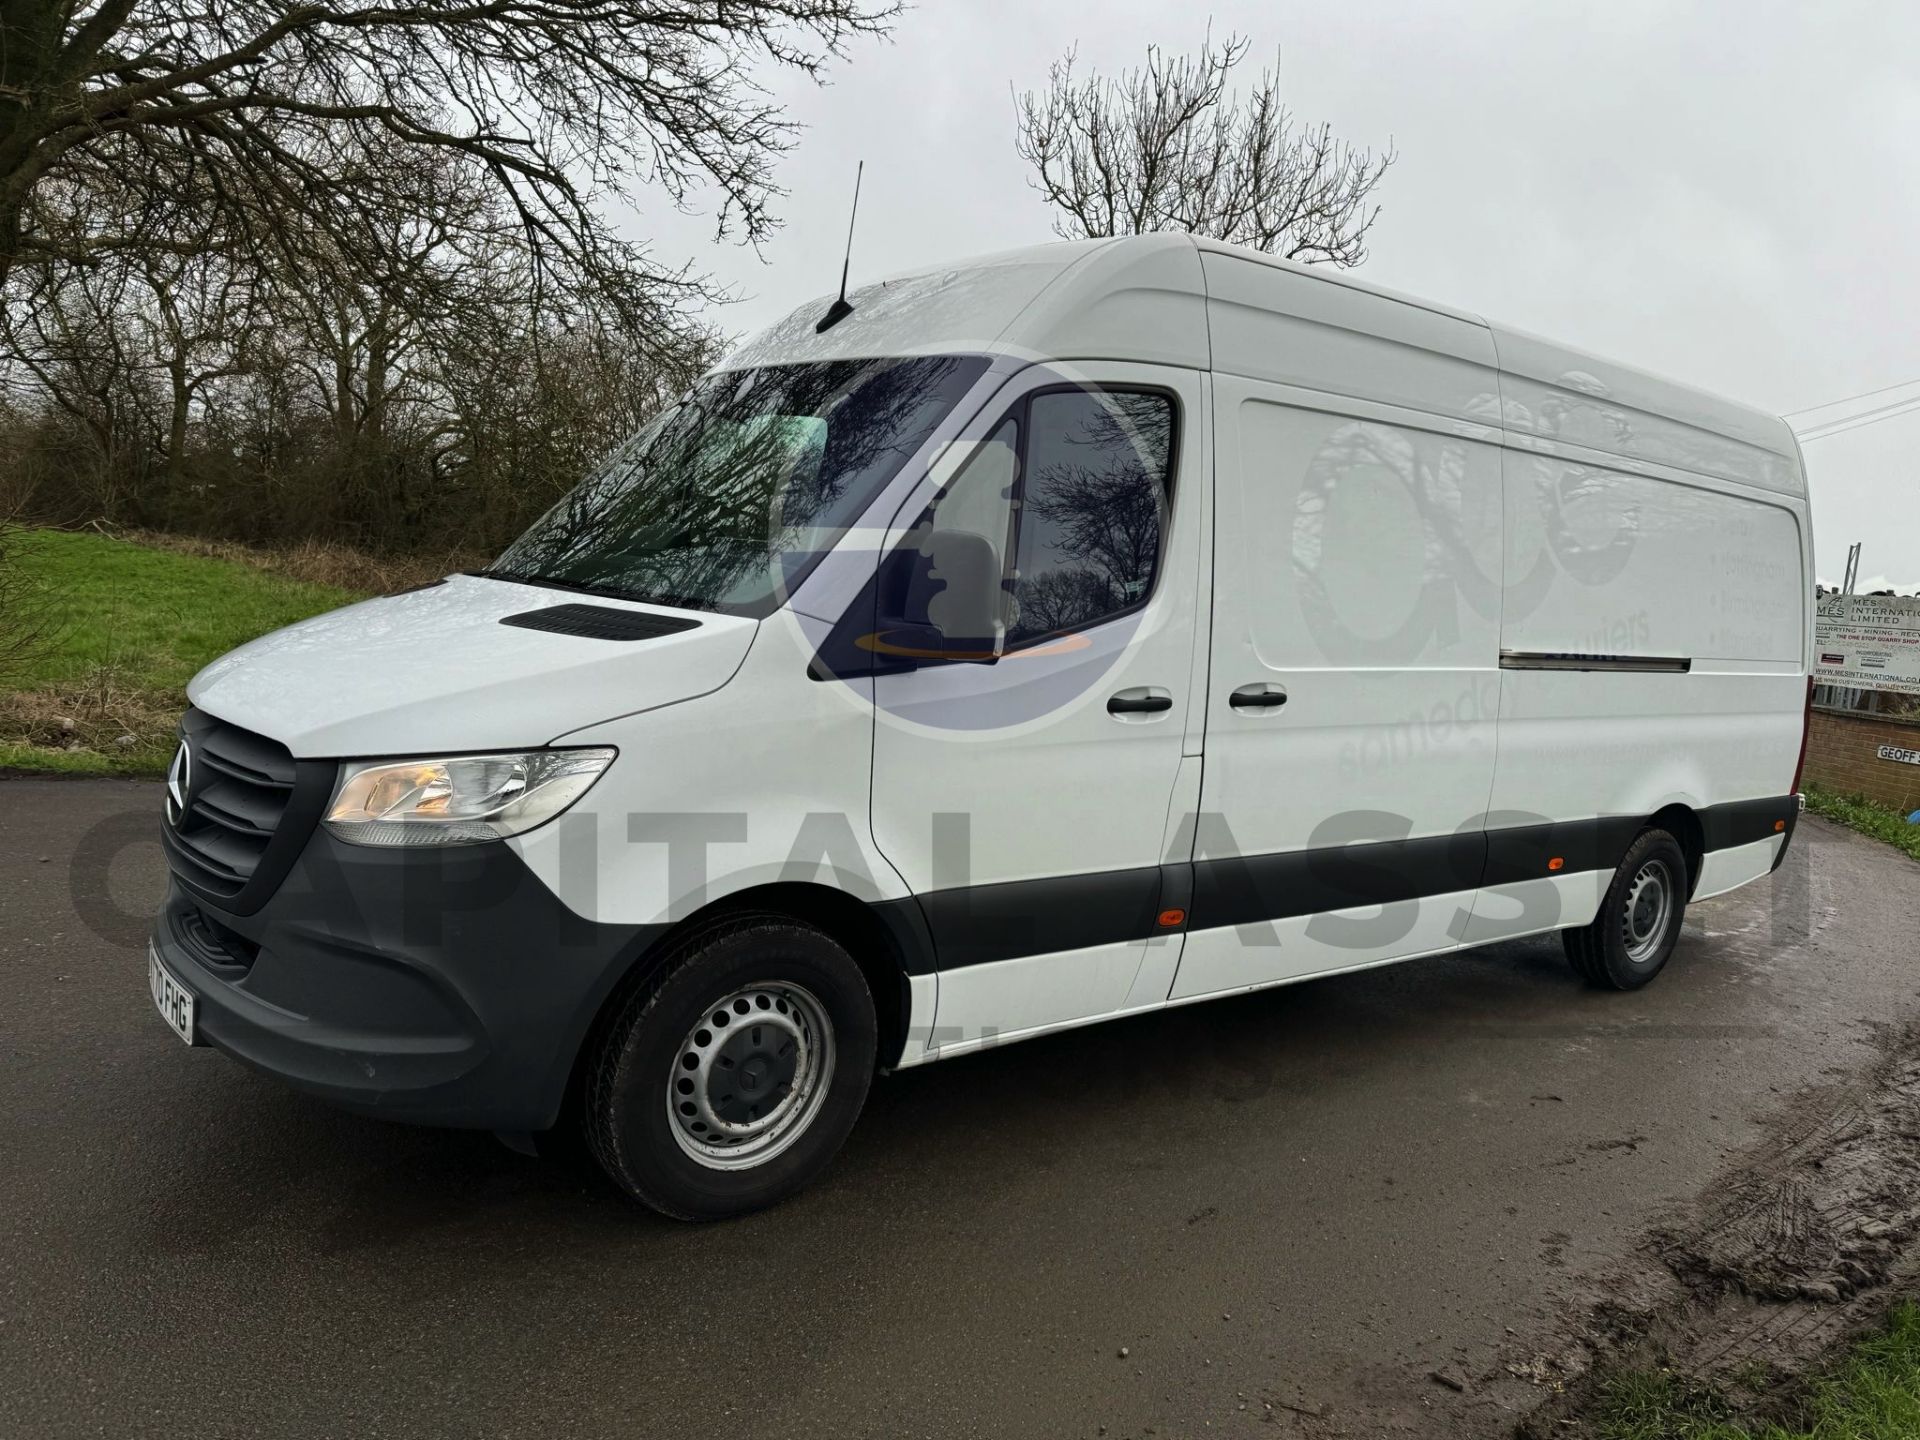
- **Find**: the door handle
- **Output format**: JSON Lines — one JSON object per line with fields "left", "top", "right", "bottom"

{"left": 1107, "top": 687, "right": 1174, "bottom": 718}
{"left": 1229, "top": 683, "right": 1288, "bottom": 711}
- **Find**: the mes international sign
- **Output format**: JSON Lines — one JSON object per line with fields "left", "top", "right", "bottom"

{"left": 1814, "top": 593, "right": 1920, "bottom": 697}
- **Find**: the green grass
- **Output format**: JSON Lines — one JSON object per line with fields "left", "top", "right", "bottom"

{"left": 1804, "top": 783, "right": 1920, "bottom": 863}
{"left": 0, "top": 742, "right": 174, "bottom": 776}
{"left": 1587, "top": 1304, "right": 1920, "bottom": 1439}
{"left": 8, "top": 528, "right": 360, "bottom": 690}
{"left": 1, "top": 529, "right": 365, "bottom": 776}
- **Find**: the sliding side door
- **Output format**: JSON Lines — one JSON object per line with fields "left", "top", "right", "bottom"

{"left": 1167, "top": 252, "right": 1508, "bottom": 1000}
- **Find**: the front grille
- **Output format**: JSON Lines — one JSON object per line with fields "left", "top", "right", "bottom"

{"left": 168, "top": 710, "right": 297, "bottom": 898}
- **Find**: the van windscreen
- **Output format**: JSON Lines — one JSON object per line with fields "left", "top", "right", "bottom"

{"left": 485, "top": 354, "right": 991, "bottom": 617}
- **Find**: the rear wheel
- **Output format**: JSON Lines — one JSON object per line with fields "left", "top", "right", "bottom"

{"left": 1563, "top": 829, "right": 1690, "bottom": 990}
{"left": 584, "top": 915, "right": 876, "bottom": 1220}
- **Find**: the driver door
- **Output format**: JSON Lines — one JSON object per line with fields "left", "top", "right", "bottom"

{"left": 867, "top": 363, "right": 1210, "bottom": 1057}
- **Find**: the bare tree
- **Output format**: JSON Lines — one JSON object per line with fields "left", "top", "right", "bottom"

{"left": 1014, "top": 34, "right": 1395, "bottom": 266}
{"left": 0, "top": 86, "right": 730, "bottom": 546}
{"left": 3, "top": 246, "right": 154, "bottom": 517}
{"left": 0, "top": 0, "right": 896, "bottom": 327}
{"left": 0, "top": 1, "right": 903, "bottom": 558}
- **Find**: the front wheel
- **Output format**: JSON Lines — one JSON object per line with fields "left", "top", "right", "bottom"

{"left": 1563, "top": 829, "right": 1690, "bottom": 990}
{"left": 584, "top": 915, "right": 877, "bottom": 1221}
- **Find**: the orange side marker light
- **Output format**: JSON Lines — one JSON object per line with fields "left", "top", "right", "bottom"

{"left": 1774, "top": 819, "right": 1787, "bottom": 832}
{"left": 1547, "top": 857, "right": 1565, "bottom": 872}
{"left": 1157, "top": 908, "right": 1187, "bottom": 928}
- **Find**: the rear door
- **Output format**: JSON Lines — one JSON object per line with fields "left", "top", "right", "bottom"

{"left": 868, "top": 363, "right": 1209, "bottom": 1055}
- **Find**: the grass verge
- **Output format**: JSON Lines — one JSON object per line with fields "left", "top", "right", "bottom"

{"left": 1804, "top": 784, "right": 1920, "bottom": 863}
{"left": 116, "top": 526, "right": 476, "bottom": 594}
{"left": 0, "top": 528, "right": 368, "bottom": 775}
{"left": 1583, "top": 1304, "right": 1920, "bottom": 1439}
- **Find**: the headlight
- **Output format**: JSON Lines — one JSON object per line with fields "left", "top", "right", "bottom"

{"left": 323, "top": 748, "right": 616, "bottom": 847}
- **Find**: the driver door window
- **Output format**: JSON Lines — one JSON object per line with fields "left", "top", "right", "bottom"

{"left": 893, "top": 388, "right": 1175, "bottom": 661}
{"left": 1007, "top": 390, "right": 1173, "bottom": 646}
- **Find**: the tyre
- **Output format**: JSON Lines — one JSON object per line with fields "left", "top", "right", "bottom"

{"left": 1563, "top": 828, "right": 1690, "bottom": 990}
{"left": 584, "top": 914, "right": 876, "bottom": 1221}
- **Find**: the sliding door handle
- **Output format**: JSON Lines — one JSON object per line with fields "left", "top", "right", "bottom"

{"left": 1229, "top": 683, "right": 1288, "bottom": 711}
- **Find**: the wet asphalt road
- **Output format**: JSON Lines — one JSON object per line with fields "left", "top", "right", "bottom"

{"left": 4, "top": 779, "right": 1919, "bottom": 1439}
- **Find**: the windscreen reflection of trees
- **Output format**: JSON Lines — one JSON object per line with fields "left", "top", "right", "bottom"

{"left": 1009, "top": 394, "right": 1171, "bottom": 642}
{"left": 493, "top": 356, "right": 984, "bottom": 611}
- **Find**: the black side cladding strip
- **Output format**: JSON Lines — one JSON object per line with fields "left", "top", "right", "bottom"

{"left": 916, "top": 865, "right": 1164, "bottom": 971}
{"left": 1703, "top": 795, "right": 1797, "bottom": 851}
{"left": 901, "top": 797, "right": 1799, "bottom": 972}
{"left": 1189, "top": 830, "right": 1489, "bottom": 933}
{"left": 1480, "top": 815, "right": 1644, "bottom": 888}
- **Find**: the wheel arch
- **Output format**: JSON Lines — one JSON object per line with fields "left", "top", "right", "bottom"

{"left": 1646, "top": 802, "right": 1706, "bottom": 896}
{"left": 560, "top": 882, "right": 927, "bottom": 1127}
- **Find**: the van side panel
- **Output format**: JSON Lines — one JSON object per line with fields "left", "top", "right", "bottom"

{"left": 1480, "top": 448, "right": 1807, "bottom": 913}
{"left": 1499, "top": 452, "right": 1805, "bottom": 667}
{"left": 1200, "top": 252, "right": 1501, "bottom": 424}
{"left": 1202, "top": 388, "right": 1507, "bottom": 845}
{"left": 1491, "top": 325, "right": 1803, "bottom": 496}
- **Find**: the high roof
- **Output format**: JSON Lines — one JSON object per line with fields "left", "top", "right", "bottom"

{"left": 718, "top": 235, "right": 1202, "bottom": 370}
{"left": 720, "top": 232, "right": 1802, "bottom": 494}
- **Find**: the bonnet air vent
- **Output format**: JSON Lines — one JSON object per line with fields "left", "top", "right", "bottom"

{"left": 499, "top": 603, "right": 702, "bottom": 642}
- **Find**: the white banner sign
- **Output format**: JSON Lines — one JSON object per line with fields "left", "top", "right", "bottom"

{"left": 1815, "top": 594, "right": 1920, "bottom": 696}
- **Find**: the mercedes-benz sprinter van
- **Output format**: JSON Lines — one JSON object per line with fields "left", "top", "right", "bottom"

{"left": 147, "top": 234, "right": 1812, "bottom": 1219}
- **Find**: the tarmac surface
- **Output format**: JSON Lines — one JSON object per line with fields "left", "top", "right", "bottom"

{"left": 4, "top": 778, "right": 1917, "bottom": 1438}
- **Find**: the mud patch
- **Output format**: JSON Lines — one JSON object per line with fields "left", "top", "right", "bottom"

{"left": 1658, "top": 1025, "right": 1920, "bottom": 1305}
{"left": 1517, "top": 1021, "right": 1920, "bottom": 1436}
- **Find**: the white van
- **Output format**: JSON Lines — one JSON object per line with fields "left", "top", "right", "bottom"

{"left": 148, "top": 234, "right": 1812, "bottom": 1219}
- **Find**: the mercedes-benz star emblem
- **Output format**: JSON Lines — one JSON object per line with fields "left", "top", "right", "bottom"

{"left": 165, "top": 739, "right": 191, "bottom": 828}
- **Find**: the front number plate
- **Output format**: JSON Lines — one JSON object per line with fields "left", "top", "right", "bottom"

{"left": 148, "top": 946, "right": 196, "bottom": 1046}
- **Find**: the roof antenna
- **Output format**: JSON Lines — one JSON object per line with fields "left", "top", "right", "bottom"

{"left": 815, "top": 161, "right": 864, "bottom": 334}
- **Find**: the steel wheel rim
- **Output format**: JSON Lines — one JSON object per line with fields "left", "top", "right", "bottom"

{"left": 1622, "top": 859, "right": 1675, "bottom": 963}
{"left": 666, "top": 981, "right": 836, "bottom": 1171}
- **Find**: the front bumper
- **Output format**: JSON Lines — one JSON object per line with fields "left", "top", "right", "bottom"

{"left": 151, "top": 830, "right": 665, "bottom": 1130}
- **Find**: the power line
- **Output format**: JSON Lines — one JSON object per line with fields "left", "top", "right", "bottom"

{"left": 1799, "top": 404, "right": 1920, "bottom": 442}
{"left": 1783, "top": 376, "right": 1920, "bottom": 420}
{"left": 1796, "top": 392, "right": 1920, "bottom": 444}
{"left": 1799, "top": 393, "right": 1920, "bottom": 437}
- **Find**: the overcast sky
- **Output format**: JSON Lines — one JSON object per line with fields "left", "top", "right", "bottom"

{"left": 635, "top": 0, "right": 1918, "bottom": 590}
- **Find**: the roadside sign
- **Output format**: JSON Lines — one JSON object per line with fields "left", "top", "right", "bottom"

{"left": 1814, "top": 594, "right": 1920, "bottom": 696}
{"left": 1878, "top": 744, "right": 1920, "bottom": 767}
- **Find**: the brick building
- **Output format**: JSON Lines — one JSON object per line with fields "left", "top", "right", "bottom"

{"left": 1804, "top": 705, "right": 1920, "bottom": 813}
